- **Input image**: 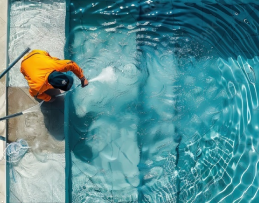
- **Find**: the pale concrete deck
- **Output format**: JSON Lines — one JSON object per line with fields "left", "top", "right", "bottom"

{"left": 2, "top": 0, "right": 66, "bottom": 202}
{"left": 8, "top": 87, "right": 65, "bottom": 203}
{"left": 0, "top": 0, "right": 7, "bottom": 202}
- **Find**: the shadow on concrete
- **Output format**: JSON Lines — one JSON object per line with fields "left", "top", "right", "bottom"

{"left": 39, "top": 89, "right": 65, "bottom": 141}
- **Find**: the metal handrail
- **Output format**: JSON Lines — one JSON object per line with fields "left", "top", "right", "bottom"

{"left": 0, "top": 47, "right": 30, "bottom": 79}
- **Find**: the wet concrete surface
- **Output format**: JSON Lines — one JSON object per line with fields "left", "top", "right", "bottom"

{"left": 8, "top": 87, "right": 65, "bottom": 153}
{"left": 0, "top": 0, "right": 7, "bottom": 200}
{"left": 7, "top": 87, "right": 66, "bottom": 202}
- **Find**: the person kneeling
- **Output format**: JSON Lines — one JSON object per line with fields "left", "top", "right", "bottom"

{"left": 20, "top": 50, "right": 88, "bottom": 102}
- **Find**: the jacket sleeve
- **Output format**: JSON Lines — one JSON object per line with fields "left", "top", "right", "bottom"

{"left": 54, "top": 60, "right": 84, "bottom": 79}
{"left": 29, "top": 88, "right": 51, "bottom": 102}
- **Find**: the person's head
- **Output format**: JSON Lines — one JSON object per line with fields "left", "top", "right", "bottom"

{"left": 48, "top": 71, "right": 74, "bottom": 91}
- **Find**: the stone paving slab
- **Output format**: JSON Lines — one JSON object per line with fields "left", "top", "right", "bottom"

{"left": 5, "top": 1, "right": 67, "bottom": 202}
{"left": 0, "top": 0, "right": 7, "bottom": 202}
{"left": 7, "top": 87, "right": 65, "bottom": 202}
{"left": 8, "top": 87, "right": 65, "bottom": 152}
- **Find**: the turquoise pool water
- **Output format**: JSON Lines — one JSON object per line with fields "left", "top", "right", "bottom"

{"left": 66, "top": 0, "right": 257, "bottom": 202}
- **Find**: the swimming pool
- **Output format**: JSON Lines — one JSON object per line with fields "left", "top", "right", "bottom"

{"left": 8, "top": 0, "right": 259, "bottom": 202}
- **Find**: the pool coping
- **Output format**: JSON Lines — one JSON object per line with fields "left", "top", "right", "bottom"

{"left": 6, "top": 1, "right": 67, "bottom": 202}
{"left": 0, "top": 0, "right": 7, "bottom": 202}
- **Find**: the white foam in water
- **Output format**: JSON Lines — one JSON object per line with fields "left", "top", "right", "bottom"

{"left": 89, "top": 66, "right": 117, "bottom": 83}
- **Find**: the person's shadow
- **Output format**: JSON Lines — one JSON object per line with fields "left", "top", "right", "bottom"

{"left": 37, "top": 89, "right": 65, "bottom": 141}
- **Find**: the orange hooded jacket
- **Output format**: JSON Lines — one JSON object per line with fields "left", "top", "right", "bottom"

{"left": 20, "top": 50, "right": 84, "bottom": 102}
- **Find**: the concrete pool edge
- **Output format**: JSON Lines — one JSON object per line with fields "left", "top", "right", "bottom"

{"left": 64, "top": 0, "right": 71, "bottom": 203}
{"left": 6, "top": 1, "right": 67, "bottom": 202}
{"left": 0, "top": 0, "right": 7, "bottom": 202}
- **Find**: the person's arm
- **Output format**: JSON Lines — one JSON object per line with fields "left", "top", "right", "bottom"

{"left": 55, "top": 60, "right": 88, "bottom": 87}
{"left": 36, "top": 93, "right": 52, "bottom": 102}
{"left": 54, "top": 60, "right": 89, "bottom": 87}
{"left": 79, "top": 76, "right": 89, "bottom": 87}
{"left": 55, "top": 60, "right": 84, "bottom": 79}
{"left": 29, "top": 88, "right": 51, "bottom": 102}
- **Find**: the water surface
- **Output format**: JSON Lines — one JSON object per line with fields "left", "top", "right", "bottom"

{"left": 65, "top": 1, "right": 259, "bottom": 202}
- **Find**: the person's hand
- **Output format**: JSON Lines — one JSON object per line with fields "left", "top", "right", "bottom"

{"left": 80, "top": 76, "right": 89, "bottom": 87}
{"left": 48, "top": 96, "right": 56, "bottom": 102}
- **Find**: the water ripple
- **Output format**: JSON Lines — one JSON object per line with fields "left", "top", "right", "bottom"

{"left": 66, "top": 1, "right": 259, "bottom": 202}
